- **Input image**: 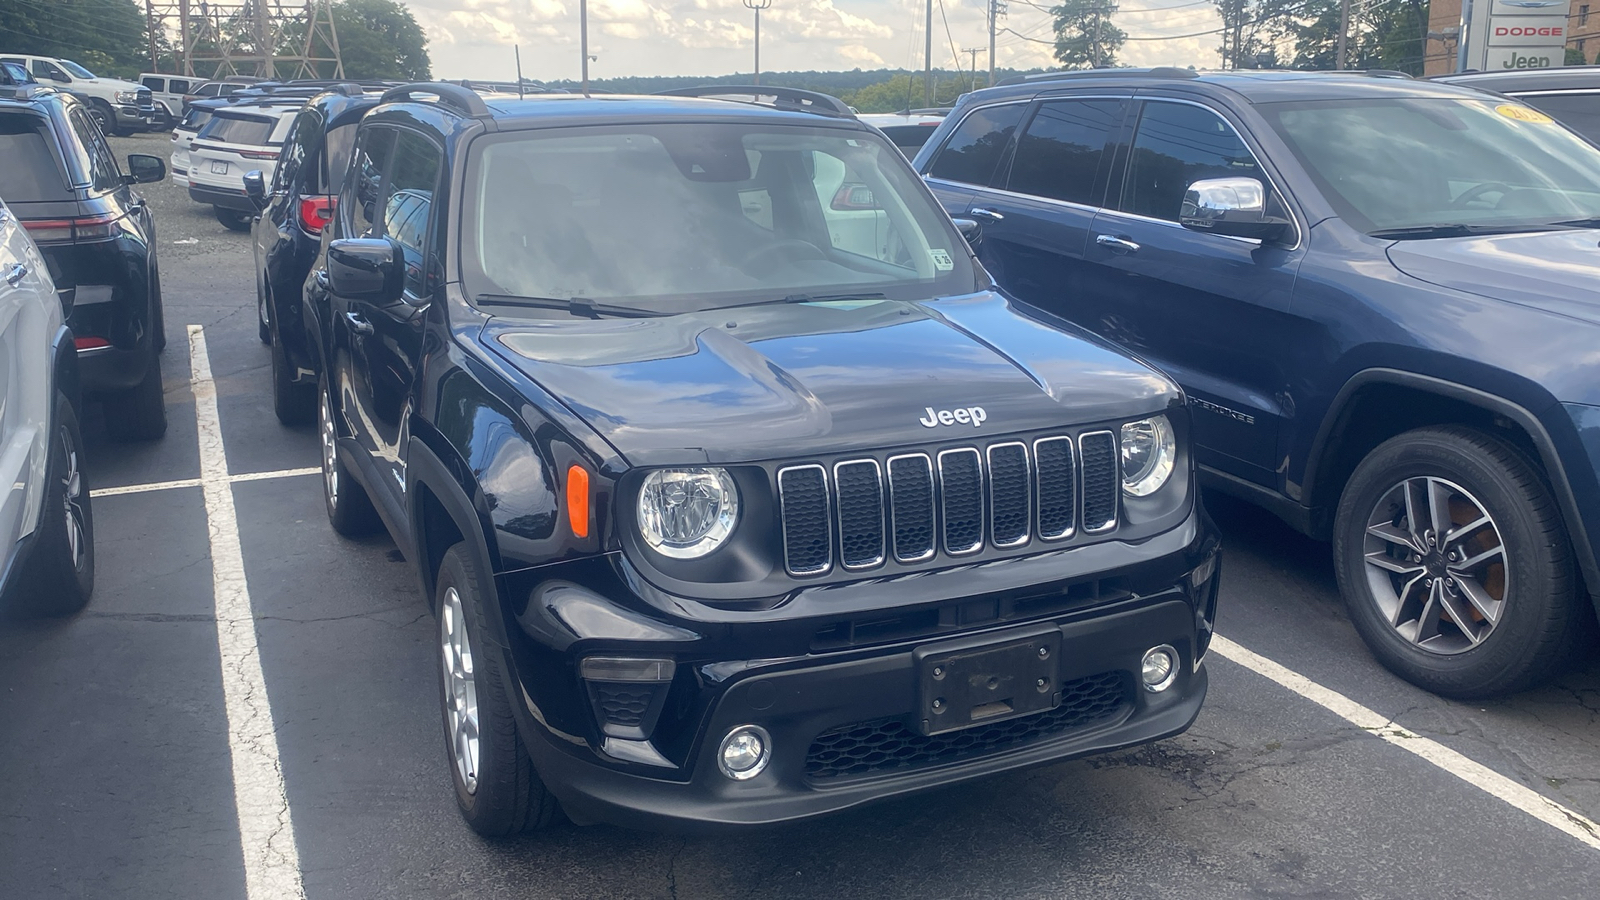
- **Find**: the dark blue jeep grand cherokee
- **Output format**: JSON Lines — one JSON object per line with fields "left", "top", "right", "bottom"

{"left": 916, "top": 68, "right": 1600, "bottom": 698}
{"left": 299, "top": 84, "right": 1220, "bottom": 833}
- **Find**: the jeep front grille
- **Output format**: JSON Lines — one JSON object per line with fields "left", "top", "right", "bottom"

{"left": 777, "top": 431, "right": 1121, "bottom": 577}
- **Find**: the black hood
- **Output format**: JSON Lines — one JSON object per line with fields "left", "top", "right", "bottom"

{"left": 482, "top": 293, "right": 1180, "bottom": 465}
{"left": 1386, "top": 229, "right": 1600, "bottom": 326}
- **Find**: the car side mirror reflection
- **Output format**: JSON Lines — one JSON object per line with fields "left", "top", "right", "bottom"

{"left": 243, "top": 170, "right": 267, "bottom": 210}
{"left": 1180, "top": 177, "right": 1291, "bottom": 243}
{"left": 327, "top": 238, "right": 405, "bottom": 304}
{"left": 951, "top": 217, "right": 981, "bottom": 245}
{"left": 125, "top": 153, "right": 166, "bottom": 185}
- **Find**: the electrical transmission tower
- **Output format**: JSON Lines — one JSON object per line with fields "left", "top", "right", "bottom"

{"left": 145, "top": 0, "right": 343, "bottom": 79}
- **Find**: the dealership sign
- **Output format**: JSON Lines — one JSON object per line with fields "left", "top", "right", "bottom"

{"left": 1464, "top": 0, "right": 1567, "bottom": 70}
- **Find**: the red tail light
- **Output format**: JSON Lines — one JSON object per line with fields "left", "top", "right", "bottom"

{"left": 73, "top": 336, "right": 111, "bottom": 351}
{"left": 298, "top": 195, "right": 336, "bottom": 233}
{"left": 23, "top": 212, "right": 119, "bottom": 243}
{"left": 240, "top": 148, "right": 280, "bottom": 160}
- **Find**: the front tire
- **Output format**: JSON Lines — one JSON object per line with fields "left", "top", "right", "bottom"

{"left": 1333, "top": 425, "right": 1592, "bottom": 698}
{"left": 435, "top": 543, "right": 559, "bottom": 836}
{"left": 215, "top": 206, "right": 252, "bottom": 232}
{"left": 318, "top": 378, "right": 379, "bottom": 535}
{"left": 8, "top": 394, "right": 94, "bottom": 617}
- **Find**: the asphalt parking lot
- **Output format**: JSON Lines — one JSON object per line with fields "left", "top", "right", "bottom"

{"left": 2, "top": 131, "right": 1598, "bottom": 899}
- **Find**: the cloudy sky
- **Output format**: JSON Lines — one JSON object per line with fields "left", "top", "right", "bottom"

{"left": 407, "top": 0, "right": 1226, "bottom": 82}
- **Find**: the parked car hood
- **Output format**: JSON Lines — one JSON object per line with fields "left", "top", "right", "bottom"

{"left": 484, "top": 293, "right": 1180, "bottom": 466}
{"left": 1386, "top": 229, "right": 1600, "bottom": 326}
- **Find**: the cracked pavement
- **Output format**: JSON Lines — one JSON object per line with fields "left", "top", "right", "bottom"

{"left": 1, "top": 132, "right": 1597, "bottom": 899}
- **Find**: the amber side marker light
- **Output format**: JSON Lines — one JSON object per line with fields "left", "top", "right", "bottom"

{"left": 566, "top": 465, "right": 590, "bottom": 538}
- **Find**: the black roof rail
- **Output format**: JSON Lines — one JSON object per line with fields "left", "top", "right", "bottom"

{"left": 655, "top": 85, "right": 854, "bottom": 118}
{"left": 997, "top": 66, "right": 1199, "bottom": 87}
{"left": 444, "top": 78, "right": 562, "bottom": 95}
{"left": 380, "top": 82, "right": 491, "bottom": 117}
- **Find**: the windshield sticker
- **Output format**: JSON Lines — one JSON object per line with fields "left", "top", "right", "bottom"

{"left": 1496, "top": 104, "right": 1554, "bottom": 124}
{"left": 930, "top": 249, "right": 955, "bottom": 271}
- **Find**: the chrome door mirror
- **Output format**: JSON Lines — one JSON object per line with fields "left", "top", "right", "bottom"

{"left": 1180, "top": 177, "right": 1291, "bottom": 242}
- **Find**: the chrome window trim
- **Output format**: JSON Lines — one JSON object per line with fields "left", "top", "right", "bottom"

{"left": 1079, "top": 430, "right": 1120, "bottom": 534}
{"left": 1504, "top": 89, "right": 1600, "bottom": 97}
{"left": 1032, "top": 435, "right": 1077, "bottom": 542}
{"left": 886, "top": 452, "right": 937, "bottom": 563}
{"left": 777, "top": 463, "right": 832, "bottom": 577}
{"left": 833, "top": 458, "right": 887, "bottom": 571}
{"left": 936, "top": 447, "right": 986, "bottom": 556}
{"left": 985, "top": 441, "right": 1032, "bottom": 549}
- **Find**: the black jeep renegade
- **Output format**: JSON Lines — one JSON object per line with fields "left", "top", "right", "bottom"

{"left": 302, "top": 83, "right": 1221, "bottom": 833}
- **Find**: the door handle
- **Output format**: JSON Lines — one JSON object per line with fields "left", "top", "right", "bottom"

{"left": 1095, "top": 234, "right": 1140, "bottom": 254}
{"left": 343, "top": 311, "right": 375, "bottom": 336}
{"left": 4, "top": 263, "right": 26, "bottom": 286}
{"left": 968, "top": 207, "right": 1005, "bottom": 221}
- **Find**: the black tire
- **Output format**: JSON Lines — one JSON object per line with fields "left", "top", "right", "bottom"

{"left": 7, "top": 393, "right": 94, "bottom": 618}
{"left": 272, "top": 330, "right": 314, "bottom": 426}
{"left": 435, "top": 543, "right": 559, "bottom": 836}
{"left": 1333, "top": 425, "right": 1593, "bottom": 698}
{"left": 88, "top": 100, "right": 114, "bottom": 134}
{"left": 215, "top": 206, "right": 252, "bottom": 232}
{"left": 318, "top": 377, "right": 380, "bottom": 535}
{"left": 104, "top": 351, "right": 167, "bottom": 442}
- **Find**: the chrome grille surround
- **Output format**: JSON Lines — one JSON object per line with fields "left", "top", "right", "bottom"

{"left": 833, "top": 458, "right": 886, "bottom": 571}
{"left": 777, "top": 464, "right": 831, "bottom": 576}
{"left": 986, "top": 441, "right": 1031, "bottom": 549}
{"left": 936, "top": 447, "right": 985, "bottom": 556}
{"left": 886, "top": 453, "right": 937, "bottom": 563}
{"left": 1032, "top": 435, "right": 1077, "bottom": 541}
{"left": 1078, "top": 430, "right": 1120, "bottom": 534}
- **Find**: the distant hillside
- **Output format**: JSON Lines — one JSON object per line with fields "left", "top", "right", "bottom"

{"left": 536, "top": 68, "right": 1050, "bottom": 113}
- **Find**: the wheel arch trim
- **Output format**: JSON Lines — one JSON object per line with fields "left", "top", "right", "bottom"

{"left": 406, "top": 431, "right": 510, "bottom": 648}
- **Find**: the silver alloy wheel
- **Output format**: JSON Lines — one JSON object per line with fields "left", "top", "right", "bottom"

{"left": 320, "top": 390, "right": 338, "bottom": 506}
{"left": 440, "top": 586, "right": 480, "bottom": 794}
{"left": 1362, "top": 475, "right": 1508, "bottom": 654}
{"left": 60, "top": 425, "right": 87, "bottom": 572}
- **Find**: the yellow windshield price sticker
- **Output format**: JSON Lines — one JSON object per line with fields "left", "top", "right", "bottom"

{"left": 1496, "top": 104, "right": 1554, "bottom": 124}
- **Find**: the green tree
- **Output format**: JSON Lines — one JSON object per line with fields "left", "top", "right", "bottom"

{"left": 1051, "top": 0, "right": 1126, "bottom": 69}
{"left": 1567, "top": 47, "right": 1589, "bottom": 66}
{"left": 840, "top": 73, "right": 968, "bottom": 113}
{"left": 1287, "top": 0, "right": 1429, "bottom": 74}
{"left": 0, "top": 0, "right": 150, "bottom": 78}
{"left": 285, "top": 0, "right": 430, "bottom": 80}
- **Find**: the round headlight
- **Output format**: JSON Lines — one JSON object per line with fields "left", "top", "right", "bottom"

{"left": 1120, "top": 416, "right": 1176, "bottom": 497}
{"left": 637, "top": 468, "right": 740, "bottom": 558}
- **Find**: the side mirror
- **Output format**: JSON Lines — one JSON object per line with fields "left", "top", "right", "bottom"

{"left": 243, "top": 170, "right": 267, "bottom": 210}
{"left": 951, "top": 217, "right": 981, "bottom": 242}
{"left": 1180, "top": 177, "right": 1291, "bottom": 242}
{"left": 327, "top": 238, "right": 404, "bottom": 304}
{"left": 125, "top": 153, "right": 166, "bottom": 184}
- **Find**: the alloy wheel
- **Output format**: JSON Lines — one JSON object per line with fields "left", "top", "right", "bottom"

{"left": 1362, "top": 475, "right": 1508, "bottom": 654}
{"left": 440, "top": 586, "right": 480, "bottom": 794}
{"left": 60, "top": 425, "right": 87, "bottom": 572}
{"left": 320, "top": 390, "right": 338, "bottom": 506}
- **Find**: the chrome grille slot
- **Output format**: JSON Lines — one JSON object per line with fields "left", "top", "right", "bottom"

{"left": 1079, "top": 431, "right": 1119, "bottom": 533}
{"left": 778, "top": 465, "right": 831, "bottom": 576}
{"left": 1034, "top": 436, "right": 1076, "bottom": 540}
{"left": 938, "top": 448, "right": 984, "bottom": 555}
{"left": 834, "top": 459, "right": 886, "bottom": 570}
{"left": 887, "top": 453, "right": 936, "bottom": 563}
{"left": 987, "top": 442, "right": 1030, "bottom": 548}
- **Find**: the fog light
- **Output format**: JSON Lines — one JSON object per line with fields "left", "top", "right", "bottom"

{"left": 1141, "top": 645, "right": 1179, "bottom": 693}
{"left": 717, "top": 725, "right": 772, "bottom": 781}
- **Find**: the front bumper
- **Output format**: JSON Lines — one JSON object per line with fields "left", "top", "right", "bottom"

{"left": 505, "top": 510, "right": 1220, "bottom": 831}
{"left": 114, "top": 104, "right": 158, "bottom": 129}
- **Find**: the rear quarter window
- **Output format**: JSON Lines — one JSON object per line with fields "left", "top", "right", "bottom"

{"left": 0, "top": 114, "right": 76, "bottom": 201}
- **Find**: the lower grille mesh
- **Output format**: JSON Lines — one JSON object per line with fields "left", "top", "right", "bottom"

{"left": 804, "top": 671, "right": 1130, "bottom": 781}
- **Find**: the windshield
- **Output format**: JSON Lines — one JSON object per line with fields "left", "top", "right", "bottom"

{"left": 1260, "top": 97, "right": 1600, "bottom": 235}
{"left": 58, "top": 59, "right": 95, "bottom": 79}
{"left": 462, "top": 123, "right": 977, "bottom": 311}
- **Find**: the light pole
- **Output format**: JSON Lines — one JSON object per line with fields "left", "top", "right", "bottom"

{"left": 580, "top": 0, "right": 590, "bottom": 95}
{"left": 743, "top": 0, "right": 772, "bottom": 85}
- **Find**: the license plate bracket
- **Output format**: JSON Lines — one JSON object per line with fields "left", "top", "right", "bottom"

{"left": 914, "top": 626, "right": 1062, "bottom": 736}
{"left": 210, "top": 160, "right": 228, "bottom": 175}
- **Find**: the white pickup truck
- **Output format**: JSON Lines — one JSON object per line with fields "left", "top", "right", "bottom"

{"left": 0, "top": 54, "right": 157, "bottom": 135}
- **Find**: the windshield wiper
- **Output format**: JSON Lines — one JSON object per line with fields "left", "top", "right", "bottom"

{"left": 1369, "top": 223, "right": 1562, "bottom": 240}
{"left": 474, "top": 293, "right": 660, "bottom": 319}
{"left": 1548, "top": 216, "right": 1600, "bottom": 229}
{"left": 717, "top": 292, "right": 890, "bottom": 311}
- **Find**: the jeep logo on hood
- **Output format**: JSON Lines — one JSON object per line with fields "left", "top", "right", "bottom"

{"left": 919, "top": 406, "right": 988, "bottom": 428}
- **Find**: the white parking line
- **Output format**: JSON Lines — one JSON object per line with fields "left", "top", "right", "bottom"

{"left": 189, "top": 325, "right": 308, "bottom": 900}
{"left": 1210, "top": 635, "right": 1600, "bottom": 852}
{"left": 94, "top": 461, "right": 321, "bottom": 496}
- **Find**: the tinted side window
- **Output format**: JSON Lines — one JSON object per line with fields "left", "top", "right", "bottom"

{"left": 927, "top": 103, "right": 1026, "bottom": 186}
{"left": 1007, "top": 99, "right": 1123, "bottom": 206}
{"left": 272, "top": 107, "right": 323, "bottom": 194}
{"left": 170, "top": 78, "right": 192, "bottom": 94}
{"left": 32, "top": 60, "right": 67, "bottom": 81}
{"left": 0, "top": 113, "right": 75, "bottom": 201}
{"left": 69, "top": 108, "right": 121, "bottom": 192}
{"left": 142, "top": 76, "right": 163, "bottom": 91}
{"left": 197, "top": 84, "right": 219, "bottom": 97}
{"left": 1516, "top": 92, "right": 1600, "bottom": 144}
{"left": 1119, "top": 101, "right": 1261, "bottom": 222}
{"left": 347, "top": 126, "right": 395, "bottom": 239}
{"left": 383, "top": 129, "right": 443, "bottom": 295}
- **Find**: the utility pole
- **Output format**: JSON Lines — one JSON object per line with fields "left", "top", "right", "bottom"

{"left": 580, "top": 0, "right": 590, "bottom": 95}
{"left": 988, "top": 0, "right": 998, "bottom": 86}
{"left": 1336, "top": 0, "right": 1351, "bottom": 69}
{"left": 1092, "top": 2, "right": 1102, "bottom": 68}
{"left": 963, "top": 47, "right": 982, "bottom": 91}
{"left": 924, "top": 0, "right": 934, "bottom": 107}
{"left": 743, "top": 0, "right": 772, "bottom": 85}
